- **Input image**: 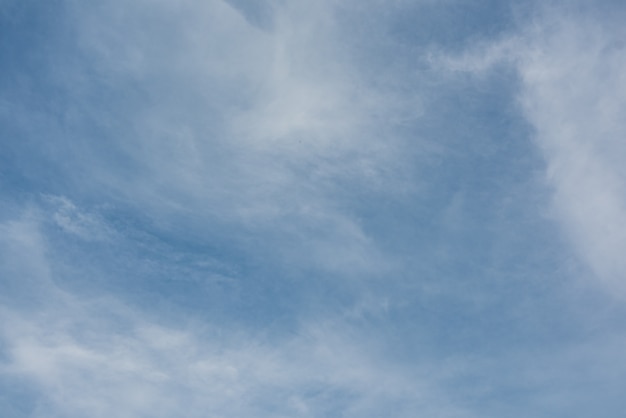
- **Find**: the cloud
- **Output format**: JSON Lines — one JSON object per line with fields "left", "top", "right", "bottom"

{"left": 4, "top": 2, "right": 626, "bottom": 417}
{"left": 0, "top": 213, "right": 61, "bottom": 313}
{"left": 515, "top": 7, "right": 626, "bottom": 295}
{"left": 2, "top": 201, "right": 622, "bottom": 418}
{"left": 1, "top": 306, "right": 469, "bottom": 418}
{"left": 0, "top": 210, "right": 472, "bottom": 418}
{"left": 41, "top": 195, "right": 112, "bottom": 241}
{"left": 433, "top": 3, "right": 626, "bottom": 296}
{"left": 5, "top": 0, "right": 423, "bottom": 278}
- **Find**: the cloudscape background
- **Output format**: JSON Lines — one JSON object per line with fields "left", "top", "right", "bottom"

{"left": 2, "top": 0, "right": 626, "bottom": 416}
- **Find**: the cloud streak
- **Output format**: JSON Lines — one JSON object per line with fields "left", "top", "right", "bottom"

{"left": 435, "top": 2, "right": 626, "bottom": 296}
{"left": 516, "top": 9, "right": 626, "bottom": 295}
{"left": 20, "top": 0, "right": 422, "bottom": 279}
{"left": 0, "top": 211, "right": 471, "bottom": 418}
{"left": 3, "top": 1, "right": 626, "bottom": 416}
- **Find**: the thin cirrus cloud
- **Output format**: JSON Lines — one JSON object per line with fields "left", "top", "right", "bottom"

{"left": 57, "top": 0, "right": 412, "bottom": 277}
{"left": 0, "top": 214, "right": 466, "bottom": 418}
{"left": 517, "top": 11, "right": 626, "bottom": 295}
{"left": 440, "top": 2, "right": 626, "bottom": 295}
{"left": 2, "top": 0, "right": 626, "bottom": 417}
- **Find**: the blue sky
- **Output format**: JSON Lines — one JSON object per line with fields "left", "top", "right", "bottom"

{"left": 2, "top": 0, "right": 626, "bottom": 416}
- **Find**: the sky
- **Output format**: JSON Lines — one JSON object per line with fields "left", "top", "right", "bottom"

{"left": 1, "top": 0, "right": 626, "bottom": 416}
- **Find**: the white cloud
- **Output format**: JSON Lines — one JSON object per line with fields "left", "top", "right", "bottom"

{"left": 434, "top": 5, "right": 626, "bottom": 296}
{"left": 2, "top": 306, "right": 465, "bottom": 418}
{"left": 42, "top": 195, "right": 112, "bottom": 241}
{"left": 515, "top": 10, "right": 626, "bottom": 295}
{"left": 4, "top": 3, "right": 626, "bottom": 416}
{"left": 5, "top": 252, "right": 623, "bottom": 418}
{"left": 0, "top": 212, "right": 470, "bottom": 418}
{"left": 41, "top": 0, "right": 420, "bottom": 277}
{"left": 0, "top": 213, "right": 64, "bottom": 313}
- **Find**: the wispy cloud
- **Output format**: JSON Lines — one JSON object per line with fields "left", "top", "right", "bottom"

{"left": 3, "top": 1, "right": 626, "bottom": 416}
{"left": 2, "top": 304, "right": 473, "bottom": 418}
{"left": 20, "top": 0, "right": 421, "bottom": 278}
{"left": 3, "top": 198, "right": 626, "bottom": 417}
{"left": 0, "top": 211, "right": 471, "bottom": 418}
{"left": 515, "top": 9, "right": 626, "bottom": 295}
{"left": 433, "top": 2, "right": 626, "bottom": 296}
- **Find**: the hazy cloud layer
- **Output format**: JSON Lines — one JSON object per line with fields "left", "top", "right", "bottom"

{"left": 2, "top": 0, "right": 626, "bottom": 417}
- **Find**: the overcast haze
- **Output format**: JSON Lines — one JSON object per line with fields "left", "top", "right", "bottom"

{"left": 2, "top": 0, "right": 626, "bottom": 417}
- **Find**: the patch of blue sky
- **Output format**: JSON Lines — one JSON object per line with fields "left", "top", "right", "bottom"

{"left": 2, "top": 0, "right": 626, "bottom": 416}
